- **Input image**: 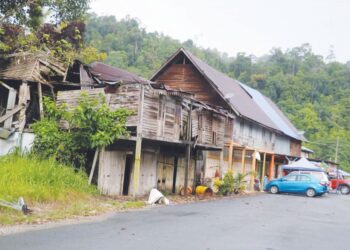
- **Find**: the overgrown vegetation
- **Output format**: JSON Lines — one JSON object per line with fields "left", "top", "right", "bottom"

{"left": 0, "top": 152, "right": 96, "bottom": 204}
{"left": 31, "top": 93, "right": 132, "bottom": 168}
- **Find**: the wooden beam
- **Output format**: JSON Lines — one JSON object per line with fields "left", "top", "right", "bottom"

{"left": 0, "top": 105, "right": 23, "bottom": 124}
{"left": 88, "top": 149, "right": 100, "bottom": 185}
{"left": 219, "top": 149, "right": 224, "bottom": 178}
{"left": 250, "top": 150, "right": 257, "bottom": 191}
{"left": 0, "top": 81, "right": 12, "bottom": 90}
{"left": 37, "top": 82, "right": 44, "bottom": 119}
{"left": 184, "top": 101, "right": 192, "bottom": 195}
{"left": 18, "top": 82, "right": 30, "bottom": 133}
{"left": 228, "top": 140, "right": 234, "bottom": 171}
{"left": 261, "top": 152, "right": 267, "bottom": 185}
{"left": 241, "top": 148, "right": 246, "bottom": 174}
{"left": 3, "top": 88, "right": 17, "bottom": 129}
{"left": 269, "top": 154, "right": 275, "bottom": 180}
{"left": 133, "top": 85, "right": 144, "bottom": 198}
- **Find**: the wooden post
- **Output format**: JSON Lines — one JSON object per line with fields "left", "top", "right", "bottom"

{"left": 250, "top": 150, "right": 257, "bottom": 191}
{"left": 228, "top": 140, "right": 234, "bottom": 171}
{"left": 241, "top": 148, "right": 246, "bottom": 174}
{"left": 219, "top": 150, "right": 224, "bottom": 178}
{"left": 3, "top": 88, "right": 17, "bottom": 129}
{"left": 18, "top": 82, "right": 30, "bottom": 133}
{"left": 184, "top": 101, "right": 192, "bottom": 195}
{"left": 88, "top": 149, "right": 100, "bottom": 185}
{"left": 133, "top": 136, "right": 142, "bottom": 198}
{"left": 37, "top": 82, "right": 44, "bottom": 119}
{"left": 269, "top": 154, "right": 275, "bottom": 180}
{"left": 261, "top": 152, "right": 267, "bottom": 184}
{"left": 133, "top": 84, "right": 144, "bottom": 198}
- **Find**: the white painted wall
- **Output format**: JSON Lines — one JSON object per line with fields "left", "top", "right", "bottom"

{"left": 0, "top": 132, "right": 35, "bottom": 156}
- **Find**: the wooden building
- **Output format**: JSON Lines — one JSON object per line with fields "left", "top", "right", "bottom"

{"left": 56, "top": 62, "right": 234, "bottom": 197}
{"left": 151, "top": 48, "right": 305, "bottom": 188}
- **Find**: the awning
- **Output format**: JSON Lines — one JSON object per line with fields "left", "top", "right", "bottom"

{"left": 282, "top": 157, "right": 324, "bottom": 172}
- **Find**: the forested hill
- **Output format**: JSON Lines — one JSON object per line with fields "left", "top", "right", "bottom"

{"left": 86, "top": 14, "right": 350, "bottom": 170}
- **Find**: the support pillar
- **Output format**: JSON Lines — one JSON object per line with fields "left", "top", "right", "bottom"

{"left": 269, "top": 154, "right": 275, "bottom": 180}
{"left": 37, "top": 82, "right": 44, "bottom": 119}
{"left": 261, "top": 152, "right": 267, "bottom": 184}
{"left": 133, "top": 136, "right": 142, "bottom": 198}
{"left": 228, "top": 140, "right": 234, "bottom": 171}
{"left": 219, "top": 150, "right": 224, "bottom": 178}
{"left": 241, "top": 148, "right": 246, "bottom": 174}
{"left": 250, "top": 150, "right": 257, "bottom": 190}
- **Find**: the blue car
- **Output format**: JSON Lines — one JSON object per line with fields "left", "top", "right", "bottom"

{"left": 265, "top": 174, "right": 327, "bottom": 197}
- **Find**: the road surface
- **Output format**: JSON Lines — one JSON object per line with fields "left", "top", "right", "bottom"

{"left": 1, "top": 193, "right": 349, "bottom": 250}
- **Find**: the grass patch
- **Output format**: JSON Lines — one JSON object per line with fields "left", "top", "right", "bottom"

{"left": 122, "top": 201, "right": 145, "bottom": 209}
{"left": 0, "top": 152, "right": 99, "bottom": 225}
{"left": 0, "top": 153, "right": 146, "bottom": 226}
{"left": 0, "top": 153, "right": 97, "bottom": 203}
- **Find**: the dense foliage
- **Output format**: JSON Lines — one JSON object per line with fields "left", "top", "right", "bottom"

{"left": 85, "top": 15, "right": 350, "bottom": 171}
{"left": 31, "top": 93, "right": 132, "bottom": 168}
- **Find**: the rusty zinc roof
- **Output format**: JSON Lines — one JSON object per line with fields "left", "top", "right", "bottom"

{"left": 151, "top": 48, "right": 303, "bottom": 141}
{"left": 88, "top": 62, "right": 148, "bottom": 84}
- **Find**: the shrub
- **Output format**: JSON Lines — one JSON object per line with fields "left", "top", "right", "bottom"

{"left": 31, "top": 93, "right": 132, "bottom": 168}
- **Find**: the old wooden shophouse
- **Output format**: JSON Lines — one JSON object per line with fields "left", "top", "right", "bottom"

{"left": 151, "top": 48, "right": 305, "bottom": 189}
{"left": 56, "top": 62, "right": 234, "bottom": 197}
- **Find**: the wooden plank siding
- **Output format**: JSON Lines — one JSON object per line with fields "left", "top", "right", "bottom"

{"left": 108, "top": 84, "right": 140, "bottom": 127}
{"left": 155, "top": 64, "right": 228, "bottom": 108}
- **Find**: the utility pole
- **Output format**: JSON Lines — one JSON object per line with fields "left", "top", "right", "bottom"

{"left": 335, "top": 137, "right": 339, "bottom": 163}
{"left": 335, "top": 136, "right": 340, "bottom": 194}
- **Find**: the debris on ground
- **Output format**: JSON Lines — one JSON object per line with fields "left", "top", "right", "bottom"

{"left": 147, "top": 188, "right": 170, "bottom": 205}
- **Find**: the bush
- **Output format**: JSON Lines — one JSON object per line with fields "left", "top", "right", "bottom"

{"left": 0, "top": 152, "right": 97, "bottom": 203}
{"left": 214, "top": 170, "right": 249, "bottom": 196}
{"left": 31, "top": 93, "right": 132, "bottom": 168}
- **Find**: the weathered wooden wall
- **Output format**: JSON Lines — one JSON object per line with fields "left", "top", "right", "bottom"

{"left": 108, "top": 84, "right": 140, "bottom": 127}
{"left": 192, "top": 109, "right": 227, "bottom": 147}
{"left": 154, "top": 63, "right": 229, "bottom": 108}
{"left": 98, "top": 149, "right": 126, "bottom": 196}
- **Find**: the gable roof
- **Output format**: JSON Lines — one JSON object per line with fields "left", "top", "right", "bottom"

{"left": 151, "top": 48, "right": 303, "bottom": 141}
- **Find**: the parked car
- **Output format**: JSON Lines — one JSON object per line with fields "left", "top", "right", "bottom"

{"left": 289, "top": 170, "right": 330, "bottom": 188}
{"left": 329, "top": 176, "right": 350, "bottom": 194}
{"left": 266, "top": 174, "right": 328, "bottom": 197}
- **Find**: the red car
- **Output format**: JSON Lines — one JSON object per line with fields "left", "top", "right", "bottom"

{"left": 329, "top": 177, "right": 350, "bottom": 194}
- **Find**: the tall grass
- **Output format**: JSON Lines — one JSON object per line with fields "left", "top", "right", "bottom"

{"left": 0, "top": 152, "right": 97, "bottom": 203}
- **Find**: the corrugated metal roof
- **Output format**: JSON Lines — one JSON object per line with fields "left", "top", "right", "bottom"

{"left": 240, "top": 83, "right": 302, "bottom": 140}
{"left": 151, "top": 48, "right": 303, "bottom": 141}
{"left": 89, "top": 62, "right": 148, "bottom": 84}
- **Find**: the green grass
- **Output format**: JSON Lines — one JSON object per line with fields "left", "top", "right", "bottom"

{"left": 0, "top": 153, "right": 97, "bottom": 204}
{"left": 0, "top": 153, "right": 146, "bottom": 225}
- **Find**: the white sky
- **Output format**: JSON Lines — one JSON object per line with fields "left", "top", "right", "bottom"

{"left": 90, "top": 0, "right": 350, "bottom": 62}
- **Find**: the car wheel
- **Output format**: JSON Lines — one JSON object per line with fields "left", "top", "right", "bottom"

{"left": 340, "top": 185, "right": 350, "bottom": 195}
{"left": 306, "top": 188, "right": 316, "bottom": 197}
{"left": 269, "top": 186, "right": 279, "bottom": 194}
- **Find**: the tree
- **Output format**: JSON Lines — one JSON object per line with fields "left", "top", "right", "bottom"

{"left": 0, "top": 0, "right": 90, "bottom": 30}
{"left": 31, "top": 93, "right": 132, "bottom": 168}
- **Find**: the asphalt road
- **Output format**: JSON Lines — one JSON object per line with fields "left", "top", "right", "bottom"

{"left": 1, "top": 193, "right": 350, "bottom": 250}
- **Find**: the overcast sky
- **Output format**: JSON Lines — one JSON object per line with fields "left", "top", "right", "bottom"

{"left": 90, "top": 0, "right": 350, "bottom": 62}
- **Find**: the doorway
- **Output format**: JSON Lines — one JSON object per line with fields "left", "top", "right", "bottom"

{"left": 122, "top": 154, "right": 132, "bottom": 195}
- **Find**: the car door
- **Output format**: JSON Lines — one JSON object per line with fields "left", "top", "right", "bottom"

{"left": 296, "top": 175, "right": 311, "bottom": 193}
{"left": 279, "top": 174, "right": 298, "bottom": 192}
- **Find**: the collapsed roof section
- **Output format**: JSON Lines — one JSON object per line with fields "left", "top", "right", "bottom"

{"left": 0, "top": 52, "right": 67, "bottom": 85}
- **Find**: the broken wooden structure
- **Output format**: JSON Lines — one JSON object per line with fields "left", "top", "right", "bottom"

{"left": 57, "top": 77, "right": 234, "bottom": 197}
